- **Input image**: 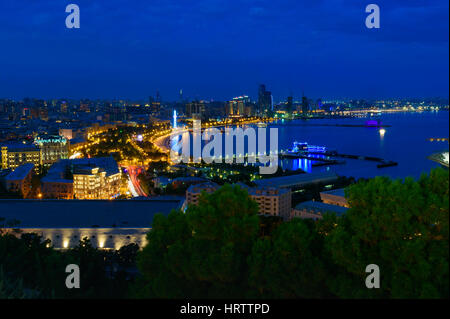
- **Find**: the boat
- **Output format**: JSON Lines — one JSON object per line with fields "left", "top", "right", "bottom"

{"left": 291, "top": 142, "right": 327, "bottom": 154}
{"left": 365, "top": 119, "right": 382, "bottom": 127}
{"left": 256, "top": 122, "right": 267, "bottom": 128}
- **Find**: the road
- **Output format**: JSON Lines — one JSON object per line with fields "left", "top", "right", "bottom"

{"left": 126, "top": 166, "right": 149, "bottom": 197}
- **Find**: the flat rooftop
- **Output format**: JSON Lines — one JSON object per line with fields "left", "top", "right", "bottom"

{"left": 42, "top": 157, "right": 120, "bottom": 183}
{"left": 320, "top": 188, "right": 346, "bottom": 197}
{"left": 0, "top": 198, "right": 184, "bottom": 228}
{"left": 0, "top": 143, "right": 39, "bottom": 152}
{"left": 295, "top": 200, "right": 348, "bottom": 216}
{"left": 254, "top": 172, "right": 339, "bottom": 188}
{"left": 5, "top": 163, "right": 34, "bottom": 181}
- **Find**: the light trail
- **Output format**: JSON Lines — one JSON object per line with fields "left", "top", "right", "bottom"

{"left": 127, "top": 174, "right": 140, "bottom": 197}
{"left": 69, "top": 152, "right": 82, "bottom": 159}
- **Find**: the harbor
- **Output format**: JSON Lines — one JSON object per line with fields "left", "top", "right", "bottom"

{"left": 280, "top": 142, "right": 398, "bottom": 170}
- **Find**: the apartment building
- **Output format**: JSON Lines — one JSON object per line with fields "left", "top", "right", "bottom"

{"left": 185, "top": 183, "right": 291, "bottom": 219}
{"left": 2, "top": 163, "right": 35, "bottom": 198}
{"left": 42, "top": 157, "right": 121, "bottom": 200}
{"left": 319, "top": 188, "right": 349, "bottom": 207}
{"left": 1, "top": 143, "right": 42, "bottom": 172}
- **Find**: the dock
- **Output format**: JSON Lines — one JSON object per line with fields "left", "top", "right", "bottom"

{"left": 281, "top": 151, "right": 398, "bottom": 169}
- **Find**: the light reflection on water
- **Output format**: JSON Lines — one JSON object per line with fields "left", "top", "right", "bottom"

{"left": 171, "top": 112, "right": 449, "bottom": 179}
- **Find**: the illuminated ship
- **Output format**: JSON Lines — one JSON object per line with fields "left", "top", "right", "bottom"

{"left": 256, "top": 122, "right": 267, "bottom": 128}
{"left": 290, "top": 142, "right": 327, "bottom": 153}
{"left": 365, "top": 119, "right": 382, "bottom": 127}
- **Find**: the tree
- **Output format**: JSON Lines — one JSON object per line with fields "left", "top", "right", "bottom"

{"left": 248, "top": 219, "right": 330, "bottom": 298}
{"left": 132, "top": 184, "right": 260, "bottom": 298}
{"left": 323, "top": 168, "right": 449, "bottom": 298}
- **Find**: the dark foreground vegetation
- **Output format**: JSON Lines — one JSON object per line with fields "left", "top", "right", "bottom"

{"left": 1, "top": 168, "right": 448, "bottom": 298}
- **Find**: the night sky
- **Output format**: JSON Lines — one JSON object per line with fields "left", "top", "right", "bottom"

{"left": 0, "top": 0, "right": 448, "bottom": 101}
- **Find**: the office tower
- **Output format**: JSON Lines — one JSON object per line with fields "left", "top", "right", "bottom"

{"left": 60, "top": 100, "right": 68, "bottom": 114}
{"left": 258, "top": 85, "right": 273, "bottom": 114}
{"left": 186, "top": 100, "right": 206, "bottom": 119}
{"left": 316, "top": 98, "right": 323, "bottom": 110}
{"left": 107, "top": 101, "right": 127, "bottom": 122}
{"left": 228, "top": 96, "right": 251, "bottom": 117}
{"left": 287, "top": 96, "right": 293, "bottom": 112}
{"left": 80, "top": 99, "right": 90, "bottom": 112}
{"left": 302, "top": 94, "right": 309, "bottom": 115}
{"left": 226, "top": 101, "right": 234, "bottom": 116}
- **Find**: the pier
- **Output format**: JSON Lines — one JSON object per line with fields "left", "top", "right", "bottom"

{"left": 281, "top": 151, "right": 398, "bottom": 169}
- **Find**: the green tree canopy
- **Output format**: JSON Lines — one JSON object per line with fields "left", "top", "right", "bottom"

{"left": 132, "top": 184, "right": 260, "bottom": 298}
{"left": 323, "top": 168, "right": 449, "bottom": 298}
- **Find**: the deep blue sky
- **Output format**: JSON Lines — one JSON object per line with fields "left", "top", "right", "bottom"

{"left": 0, "top": 0, "right": 448, "bottom": 102}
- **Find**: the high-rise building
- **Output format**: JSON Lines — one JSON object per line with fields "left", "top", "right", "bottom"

{"left": 60, "top": 100, "right": 68, "bottom": 114}
{"left": 80, "top": 99, "right": 91, "bottom": 112}
{"left": 186, "top": 100, "right": 206, "bottom": 119}
{"left": 228, "top": 96, "right": 251, "bottom": 117}
{"left": 107, "top": 102, "right": 127, "bottom": 122}
{"left": 258, "top": 85, "right": 273, "bottom": 114}
{"left": 286, "top": 96, "right": 293, "bottom": 113}
{"left": 179, "top": 89, "right": 184, "bottom": 102}
{"left": 302, "top": 95, "right": 309, "bottom": 115}
{"left": 316, "top": 99, "right": 323, "bottom": 111}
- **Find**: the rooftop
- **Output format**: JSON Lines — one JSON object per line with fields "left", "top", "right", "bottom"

{"left": 295, "top": 200, "right": 348, "bottom": 216}
{"left": 187, "top": 182, "right": 219, "bottom": 194}
{"left": 5, "top": 163, "right": 35, "bottom": 181}
{"left": 42, "top": 157, "right": 119, "bottom": 183}
{"left": 0, "top": 198, "right": 184, "bottom": 228}
{"left": 254, "top": 172, "right": 339, "bottom": 188}
{"left": 237, "top": 184, "right": 290, "bottom": 196}
{"left": 320, "top": 188, "right": 346, "bottom": 197}
{"left": 0, "top": 143, "right": 39, "bottom": 152}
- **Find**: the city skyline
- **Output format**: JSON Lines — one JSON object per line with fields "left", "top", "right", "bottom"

{"left": 0, "top": 0, "right": 448, "bottom": 101}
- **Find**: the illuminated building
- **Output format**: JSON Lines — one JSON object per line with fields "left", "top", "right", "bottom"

{"left": 186, "top": 183, "right": 291, "bottom": 219}
{"left": 291, "top": 201, "right": 348, "bottom": 220}
{"left": 34, "top": 135, "right": 69, "bottom": 167}
{"left": 186, "top": 100, "right": 206, "bottom": 119}
{"left": 245, "top": 186, "right": 291, "bottom": 220}
{"left": 73, "top": 166, "right": 120, "bottom": 200}
{"left": 186, "top": 182, "right": 219, "bottom": 206}
{"left": 2, "top": 163, "right": 34, "bottom": 198}
{"left": 286, "top": 96, "right": 293, "bottom": 112}
{"left": 60, "top": 101, "right": 68, "bottom": 113}
{"left": 320, "top": 188, "right": 349, "bottom": 207}
{"left": 228, "top": 96, "right": 251, "bottom": 117}
{"left": 0, "top": 198, "right": 184, "bottom": 249}
{"left": 1, "top": 143, "right": 42, "bottom": 172}
{"left": 258, "top": 84, "right": 273, "bottom": 114}
{"left": 59, "top": 128, "right": 73, "bottom": 140}
{"left": 41, "top": 157, "right": 121, "bottom": 200}
{"left": 301, "top": 94, "right": 309, "bottom": 115}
